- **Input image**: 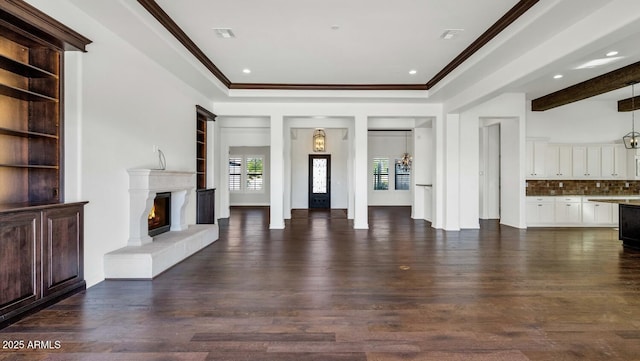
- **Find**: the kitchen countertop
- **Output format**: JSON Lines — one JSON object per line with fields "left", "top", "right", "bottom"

{"left": 587, "top": 198, "right": 640, "bottom": 205}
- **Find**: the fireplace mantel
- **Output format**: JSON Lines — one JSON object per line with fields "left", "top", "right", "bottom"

{"left": 127, "top": 169, "right": 195, "bottom": 246}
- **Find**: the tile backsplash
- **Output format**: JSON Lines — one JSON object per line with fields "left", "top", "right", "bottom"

{"left": 526, "top": 180, "right": 640, "bottom": 196}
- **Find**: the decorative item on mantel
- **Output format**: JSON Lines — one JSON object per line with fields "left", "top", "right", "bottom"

{"left": 155, "top": 148, "right": 167, "bottom": 170}
{"left": 397, "top": 130, "right": 412, "bottom": 172}
{"left": 623, "top": 82, "right": 640, "bottom": 149}
{"left": 313, "top": 128, "right": 326, "bottom": 152}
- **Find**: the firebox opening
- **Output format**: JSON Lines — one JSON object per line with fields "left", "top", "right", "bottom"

{"left": 149, "top": 192, "right": 171, "bottom": 236}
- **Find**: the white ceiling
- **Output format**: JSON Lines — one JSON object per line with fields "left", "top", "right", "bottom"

{"left": 155, "top": 0, "right": 518, "bottom": 85}
{"left": 67, "top": 0, "right": 640, "bottom": 105}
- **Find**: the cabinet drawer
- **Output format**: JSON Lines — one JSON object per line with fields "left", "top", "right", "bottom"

{"left": 556, "top": 196, "right": 582, "bottom": 203}
{"left": 526, "top": 196, "right": 555, "bottom": 203}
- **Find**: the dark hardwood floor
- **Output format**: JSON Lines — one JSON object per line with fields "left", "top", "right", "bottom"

{"left": 2, "top": 206, "right": 640, "bottom": 360}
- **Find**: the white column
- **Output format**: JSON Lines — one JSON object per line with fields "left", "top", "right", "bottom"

{"left": 432, "top": 114, "right": 445, "bottom": 229}
{"left": 353, "top": 115, "right": 368, "bottom": 229}
{"left": 444, "top": 113, "right": 460, "bottom": 231}
{"left": 270, "top": 114, "right": 285, "bottom": 229}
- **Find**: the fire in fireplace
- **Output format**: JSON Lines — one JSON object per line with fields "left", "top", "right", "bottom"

{"left": 148, "top": 192, "right": 171, "bottom": 236}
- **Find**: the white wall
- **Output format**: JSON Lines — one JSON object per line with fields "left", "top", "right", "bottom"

{"left": 290, "top": 128, "right": 349, "bottom": 209}
{"left": 527, "top": 99, "right": 630, "bottom": 144}
{"left": 368, "top": 131, "right": 413, "bottom": 206}
{"left": 458, "top": 93, "right": 527, "bottom": 229}
{"left": 28, "top": 0, "right": 215, "bottom": 288}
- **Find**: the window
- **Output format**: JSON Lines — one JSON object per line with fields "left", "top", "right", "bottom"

{"left": 228, "top": 157, "right": 242, "bottom": 191}
{"left": 246, "top": 157, "right": 264, "bottom": 191}
{"left": 394, "top": 161, "right": 410, "bottom": 190}
{"left": 373, "top": 158, "right": 389, "bottom": 190}
{"left": 229, "top": 155, "right": 265, "bottom": 192}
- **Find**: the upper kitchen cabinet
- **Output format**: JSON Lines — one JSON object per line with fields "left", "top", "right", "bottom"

{"left": 545, "top": 144, "right": 572, "bottom": 179}
{"left": 572, "top": 146, "right": 601, "bottom": 179}
{"left": 601, "top": 144, "right": 627, "bottom": 179}
{"left": 525, "top": 140, "right": 547, "bottom": 179}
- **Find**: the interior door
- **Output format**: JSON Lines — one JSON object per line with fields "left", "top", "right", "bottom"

{"left": 309, "top": 155, "right": 331, "bottom": 209}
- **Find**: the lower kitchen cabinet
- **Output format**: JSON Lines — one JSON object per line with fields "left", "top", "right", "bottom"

{"left": 526, "top": 197, "right": 555, "bottom": 225}
{"left": 554, "top": 197, "right": 582, "bottom": 224}
{"left": 582, "top": 201, "right": 614, "bottom": 225}
{"left": 0, "top": 202, "right": 87, "bottom": 328}
{"left": 526, "top": 196, "right": 629, "bottom": 227}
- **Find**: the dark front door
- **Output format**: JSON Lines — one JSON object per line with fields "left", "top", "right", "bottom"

{"left": 309, "top": 155, "right": 331, "bottom": 209}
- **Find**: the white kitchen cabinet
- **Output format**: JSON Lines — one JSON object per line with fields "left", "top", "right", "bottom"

{"left": 582, "top": 201, "right": 613, "bottom": 224}
{"left": 545, "top": 144, "right": 572, "bottom": 178}
{"left": 554, "top": 196, "right": 582, "bottom": 224}
{"left": 626, "top": 149, "right": 640, "bottom": 180}
{"left": 572, "top": 146, "right": 601, "bottom": 178}
{"left": 526, "top": 140, "right": 547, "bottom": 179}
{"left": 601, "top": 144, "right": 627, "bottom": 179}
{"left": 526, "top": 197, "right": 555, "bottom": 225}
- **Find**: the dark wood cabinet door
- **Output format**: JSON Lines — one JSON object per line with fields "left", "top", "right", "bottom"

{"left": 0, "top": 211, "right": 40, "bottom": 316}
{"left": 42, "top": 205, "right": 84, "bottom": 297}
{"left": 196, "top": 188, "right": 216, "bottom": 224}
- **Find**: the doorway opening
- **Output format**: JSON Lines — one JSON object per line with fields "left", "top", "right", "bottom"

{"left": 480, "top": 123, "right": 501, "bottom": 222}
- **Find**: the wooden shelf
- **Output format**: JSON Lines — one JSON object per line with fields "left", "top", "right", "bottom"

{"left": 0, "top": 54, "right": 57, "bottom": 78}
{"left": 0, "top": 126, "right": 58, "bottom": 139}
{"left": 0, "top": 163, "right": 59, "bottom": 169}
{"left": 0, "top": 83, "right": 57, "bottom": 102}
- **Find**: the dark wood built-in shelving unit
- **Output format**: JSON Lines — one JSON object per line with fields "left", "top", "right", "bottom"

{"left": 0, "top": 0, "right": 91, "bottom": 329}
{"left": 195, "top": 105, "right": 216, "bottom": 224}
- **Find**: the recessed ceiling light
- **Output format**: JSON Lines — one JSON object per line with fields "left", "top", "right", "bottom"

{"left": 242, "top": 68, "right": 251, "bottom": 74}
{"left": 213, "top": 28, "right": 235, "bottom": 38}
{"left": 606, "top": 51, "right": 619, "bottom": 57}
{"left": 441, "top": 29, "right": 464, "bottom": 40}
{"left": 575, "top": 57, "right": 623, "bottom": 69}
{"left": 409, "top": 70, "right": 417, "bottom": 75}
{"left": 553, "top": 74, "right": 563, "bottom": 79}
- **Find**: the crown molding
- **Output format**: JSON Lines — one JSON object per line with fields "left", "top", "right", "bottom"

{"left": 137, "top": 0, "right": 231, "bottom": 88}
{"left": 425, "top": 0, "right": 539, "bottom": 90}
{"left": 138, "top": 0, "right": 538, "bottom": 92}
{"left": 0, "top": 0, "right": 92, "bottom": 51}
{"left": 230, "top": 83, "right": 429, "bottom": 91}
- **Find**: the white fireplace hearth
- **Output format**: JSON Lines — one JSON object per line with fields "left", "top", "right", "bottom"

{"left": 104, "top": 169, "right": 218, "bottom": 279}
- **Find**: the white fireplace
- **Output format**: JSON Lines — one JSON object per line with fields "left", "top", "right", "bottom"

{"left": 127, "top": 169, "right": 194, "bottom": 246}
{"left": 104, "top": 169, "right": 218, "bottom": 279}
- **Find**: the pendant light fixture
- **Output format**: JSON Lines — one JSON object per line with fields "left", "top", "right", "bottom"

{"left": 313, "top": 128, "right": 326, "bottom": 152}
{"left": 623, "top": 82, "right": 640, "bottom": 149}
{"left": 397, "top": 130, "right": 412, "bottom": 172}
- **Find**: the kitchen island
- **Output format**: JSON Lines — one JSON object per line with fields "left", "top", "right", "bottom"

{"left": 589, "top": 199, "right": 640, "bottom": 249}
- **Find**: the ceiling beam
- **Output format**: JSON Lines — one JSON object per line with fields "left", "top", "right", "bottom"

{"left": 425, "top": 0, "right": 539, "bottom": 90}
{"left": 532, "top": 61, "right": 640, "bottom": 111}
{"left": 618, "top": 96, "right": 640, "bottom": 112}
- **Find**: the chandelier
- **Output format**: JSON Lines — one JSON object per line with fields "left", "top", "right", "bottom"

{"left": 396, "top": 130, "right": 412, "bottom": 171}
{"left": 623, "top": 82, "right": 640, "bottom": 149}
